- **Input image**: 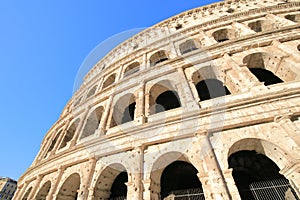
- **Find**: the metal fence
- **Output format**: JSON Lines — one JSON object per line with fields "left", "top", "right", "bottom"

{"left": 161, "top": 188, "right": 206, "bottom": 200}
{"left": 239, "top": 178, "right": 299, "bottom": 200}
{"left": 109, "top": 196, "right": 126, "bottom": 200}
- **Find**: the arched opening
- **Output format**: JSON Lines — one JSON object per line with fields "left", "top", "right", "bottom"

{"left": 44, "top": 130, "right": 62, "bottom": 158}
{"left": 86, "top": 85, "right": 98, "bottom": 98}
{"left": 124, "top": 62, "right": 140, "bottom": 77}
{"left": 212, "top": 28, "right": 235, "bottom": 42}
{"left": 57, "top": 173, "right": 81, "bottom": 200}
{"left": 35, "top": 181, "right": 51, "bottom": 200}
{"left": 110, "top": 172, "right": 128, "bottom": 200}
{"left": 249, "top": 68, "right": 283, "bottom": 86}
{"left": 160, "top": 161, "right": 205, "bottom": 199}
{"left": 149, "top": 81, "right": 181, "bottom": 115}
{"left": 149, "top": 50, "right": 168, "bottom": 66}
{"left": 110, "top": 93, "right": 136, "bottom": 127}
{"left": 22, "top": 187, "right": 32, "bottom": 200}
{"left": 196, "top": 79, "right": 231, "bottom": 101}
{"left": 59, "top": 119, "right": 80, "bottom": 149}
{"left": 93, "top": 164, "right": 128, "bottom": 200}
{"left": 248, "top": 20, "right": 273, "bottom": 32}
{"left": 73, "top": 96, "right": 82, "bottom": 107}
{"left": 285, "top": 14, "right": 300, "bottom": 23}
{"left": 243, "top": 52, "right": 286, "bottom": 85}
{"left": 179, "top": 39, "right": 198, "bottom": 54}
{"left": 229, "top": 150, "right": 299, "bottom": 200}
{"left": 81, "top": 106, "right": 103, "bottom": 138}
{"left": 103, "top": 74, "right": 116, "bottom": 89}
{"left": 155, "top": 91, "right": 180, "bottom": 113}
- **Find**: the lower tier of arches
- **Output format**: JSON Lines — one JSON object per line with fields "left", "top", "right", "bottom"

{"left": 15, "top": 120, "right": 300, "bottom": 200}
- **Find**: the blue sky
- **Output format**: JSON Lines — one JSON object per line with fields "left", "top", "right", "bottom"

{"left": 0, "top": 0, "right": 219, "bottom": 180}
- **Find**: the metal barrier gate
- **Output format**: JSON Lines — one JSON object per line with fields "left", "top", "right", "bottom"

{"left": 239, "top": 178, "right": 299, "bottom": 200}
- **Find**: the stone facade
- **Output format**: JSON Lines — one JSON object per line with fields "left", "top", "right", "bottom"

{"left": 15, "top": 0, "right": 300, "bottom": 199}
{"left": 0, "top": 177, "right": 17, "bottom": 200}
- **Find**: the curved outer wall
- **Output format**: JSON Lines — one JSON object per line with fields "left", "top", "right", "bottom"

{"left": 15, "top": 0, "right": 300, "bottom": 199}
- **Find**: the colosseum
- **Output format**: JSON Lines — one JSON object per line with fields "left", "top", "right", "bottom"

{"left": 15, "top": 0, "right": 300, "bottom": 199}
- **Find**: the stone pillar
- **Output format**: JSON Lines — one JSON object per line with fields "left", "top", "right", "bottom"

{"left": 142, "top": 179, "right": 151, "bottom": 200}
{"left": 271, "top": 40, "right": 300, "bottom": 66}
{"left": 72, "top": 108, "right": 89, "bottom": 142}
{"left": 232, "top": 22, "right": 256, "bottom": 36}
{"left": 223, "top": 53, "right": 262, "bottom": 93}
{"left": 52, "top": 120, "right": 71, "bottom": 153}
{"left": 102, "top": 95, "right": 115, "bottom": 132}
{"left": 115, "top": 63, "right": 124, "bottom": 82}
{"left": 127, "top": 146, "right": 144, "bottom": 200}
{"left": 141, "top": 53, "right": 148, "bottom": 70}
{"left": 222, "top": 169, "right": 242, "bottom": 200}
{"left": 27, "top": 174, "right": 43, "bottom": 199}
{"left": 143, "top": 178, "right": 160, "bottom": 200}
{"left": 188, "top": 79, "right": 201, "bottom": 102}
{"left": 196, "top": 135, "right": 232, "bottom": 200}
{"left": 144, "top": 92, "right": 151, "bottom": 117}
{"left": 176, "top": 67, "right": 200, "bottom": 110}
{"left": 275, "top": 115, "right": 300, "bottom": 147}
{"left": 13, "top": 182, "right": 26, "bottom": 200}
{"left": 47, "top": 166, "right": 65, "bottom": 200}
{"left": 280, "top": 162, "right": 300, "bottom": 198}
{"left": 266, "top": 14, "right": 295, "bottom": 28}
{"left": 199, "top": 30, "right": 217, "bottom": 46}
{"left": 78, "top": 157, "right": 97, "bottom": 200}
{"left": 135, "top": 82, "right": 146, "bottom": 124}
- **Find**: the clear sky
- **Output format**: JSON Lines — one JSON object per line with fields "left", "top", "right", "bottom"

{"left": 0, "top": 0, "right": 219, "bottom": 180}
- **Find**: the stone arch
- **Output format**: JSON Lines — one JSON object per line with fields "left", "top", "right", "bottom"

{"left": 149, "top": 50, "right": 169, "bottom": 66}
{"left": 192, "top": 68, "right": 230, "bottom": 101}
{"left": 73, "top": 96, "right": 82, "bottom": 107}
{"left": 227, "top": 139, "right": 299, "bottom": 200}
{"left": 59, "top": 118, "right": 80, "bottom": 149}
{"left": 124, "top": 62, "right": 140, "bottom": 77}
{"left": 56, "top": 173, "right": 81, "bottom": 200}
{"left": 81, "top": 106, "right": 104, "bottom": 138}
{"left": 22, "top": 186, "right": 32, "bottom": 200}
{"left": 248, "top": 19, "right": 274, "bottom": 32}
{"left": 285, "top": 14, "right": 300, "bottom": 23}
{"left": 149, "top": 151, "right": 205, "bottom": 200}
{"left": 179, "top": 39, "right": 198, "bottom": 54}
{"left": 102, "top": 73, "right": 116, "bottom": 89}
{"left": 44, "top": 129, "right": 62, "bottom": 158}
{"left": 212, "top": 28, "right": 236, "bottom": 42}
{"left": 148, "top": 80, "right": 181, "bottom": 115}
{"left": 227, "top": 138, "right": 294, "bottom": 170}
{"left": 110, "top": 93, "right": 136, "bottom": 127}
{"left": 35, "top": 180, "right": 51, "bottom": 200}
{"left": 86, "top": 85, "right": 98, "bottom": 98}
{"left": 242, "top": 52, "right": 296, "bottom": 85}
{"left": 92, "top": 163, "right": 128, "bottom": 200}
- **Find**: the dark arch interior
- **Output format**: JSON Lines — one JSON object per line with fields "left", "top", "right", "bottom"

{"left": 196, "top": 79, "right": 231, "bottom": 101}
{"left": 155, "top": 90, "right": 181, "bottom": 113}
{"left": 109, "top": 171, "right": 128, "bottom": 199}
{"left": 35, "top": 181, "right": 51, "bottom": 200}
{"left": 121, "top": 102, "right": 136, "bottom": 123}
{"left": 229, "top": 150, "right": 299, "bottom": 200}
{"left": 249, "top": 68, "right": 283, "bottom": 86}
{"left": 160, "top": 161, "right": 203, "bottom": 199}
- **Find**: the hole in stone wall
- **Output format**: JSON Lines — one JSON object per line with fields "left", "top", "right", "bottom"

{"left": 160, "top": 161, "right": 204, "bottom": 199}
{"left": 249, "top": 68, "right": 283, "bottom": 86}
{"left": 109, "top": 172, "right": 128, "bottom": 199}
{"left": 149, "top": 50, "right": 168, "bottom": 66}
{"left": 179, "top": 39, "right": 198, "bottom": 55}
{"left": 229, "top": 150, "right": 299, "bottom": 200}
{"left": 196, "top": 79, "right": 231, "bottom": 101}
{"left": 154, "top": 91, "right": 181, "bottom": 114}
